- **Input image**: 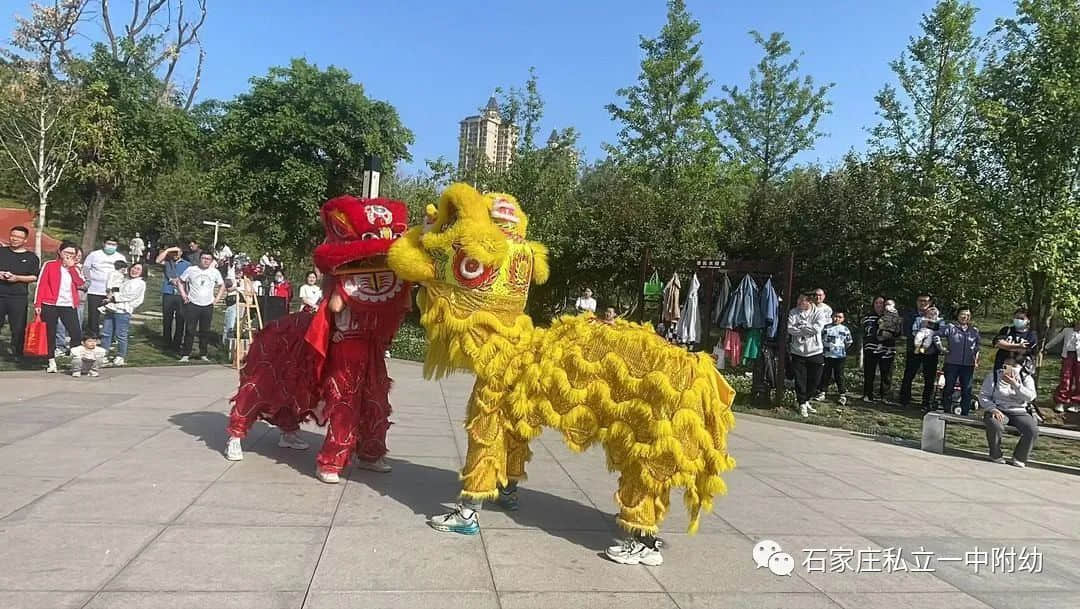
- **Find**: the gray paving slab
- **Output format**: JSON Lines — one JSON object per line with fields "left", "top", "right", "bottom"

{"left": 0, "top": 522, "right": 160, "bottom": 590}
{"left": 85, "top": 591, "right": 306, "bottom": 609}
{"left": 499, "top": 591, "right": 678, "bottom": 609}
{"left": 304, "top": 591, "right": 500, "bottom": 609}
{"left": 0, "top": 363, "right": 1078, "bottom": 608}
{"left": 0, "top": 474, "right": 67, "bottom": 518}
{"left": 0, "top": 591, "right": 92, "bottom": 609}
{"left": 107, "top": 525, "right": 325, "bottom": 591}
{"left": 669, "top": 592, "right": 842, "bottom": 609}
{"left": 308, "top": 524, "right": 492, "bottom": 591}
{"left": 7, "top": 479, "right": 208, "bottom": 524}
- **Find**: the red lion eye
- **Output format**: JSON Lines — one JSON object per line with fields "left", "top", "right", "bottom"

{"left": 453, "top": 249, "right": 495, "bottom": 288}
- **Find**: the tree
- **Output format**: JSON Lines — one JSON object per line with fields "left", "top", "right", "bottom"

{"left": 0, "top": 70, "right": 79, "bottom": 257}
{"left": 605, "top": 0, "right": 718, "bottom": 184}
{"left": 1, "top": 1, "right": 85, "bottom": 257}
{"left": 211, "top": 59, "right": 414, "bottom": 257}
{"left": 98, "top": 0, "right": 208, "bottom": 110}
{"left": 871, "top": 0, "right": 979, "bottom": 179}
{"left": 68, "top": 44, "right": 197, "bottom": 252}
{"left": 717, "top": 31, "right": 833, "bottom": 187}
{"left": 976, "top": 0, "right": 1080, "bottom": 335}
{"left": 868, "top": 0, "right": 998, "bottom": 308}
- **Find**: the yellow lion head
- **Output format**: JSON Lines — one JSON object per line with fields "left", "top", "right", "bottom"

{"left": 388, "top": 183, "right": 549, "bottom": 320}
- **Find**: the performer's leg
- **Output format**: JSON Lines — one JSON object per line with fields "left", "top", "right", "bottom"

{"left": 429, "top": 386, "right": 503, "bottom": 535}
{"left": 353, "top": 388, "right": 393, "bottom": 472}
{"left": 315, "top": 398, "right": 359, "bottom": 482}
{"left": 605, "top": 461, "right": 665, "bottom": 566}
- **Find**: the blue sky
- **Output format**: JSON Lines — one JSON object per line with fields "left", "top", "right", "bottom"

{"left": 1, "top": 0, "right": 1016, "bottom": 174}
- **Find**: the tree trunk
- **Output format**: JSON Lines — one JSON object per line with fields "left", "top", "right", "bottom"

{"left": 81, "top": 188, "right": 109, "bottom": 253}
{"left": 1029, "top": 270, "right": 1053, "bottom": 386}
{"left": 35, "top": 191, "right": 47, "bottom": 259}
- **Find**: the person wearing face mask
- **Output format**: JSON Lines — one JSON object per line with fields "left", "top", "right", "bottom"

{"left": 82, "top": 237, "right": 127, "bottom": 336}
{"left": 980, "top": 355, "right": 1039, "bottom": 467}
{"left": 993, "top": 308, "right": 1038, "bottom": 374}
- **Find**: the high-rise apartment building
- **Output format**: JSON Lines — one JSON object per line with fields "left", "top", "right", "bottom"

{"left": 458, "top": 96, "right": 518, "bottom": 172}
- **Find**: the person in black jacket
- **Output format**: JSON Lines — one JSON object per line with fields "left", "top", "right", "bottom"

{"left": 861, "top": 296, "right": 896, "bottom": 402}
{"left": 898, "top": 293, "right": 940, "bottom": 410}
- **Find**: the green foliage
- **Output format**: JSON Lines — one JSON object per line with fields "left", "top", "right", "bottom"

{"left": 210, "top": 59, "right": 414, "bottom": 258}
{"left": 975, "top": 0, "right": 1080, "bottom": 323}
{"left": 65, "top": 43, "right": 198, "bottom": 251}
{"left": 717, "top": 31, "right": 834, "bottom": 187}
{"left": 605, "top": 0, "right": 718, "bottom": 182}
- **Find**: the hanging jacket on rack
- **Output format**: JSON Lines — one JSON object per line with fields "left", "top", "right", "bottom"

{"left": 718, "top": 274, "right": 759, "bottom": 329}
{"left": 723, "top": 328, "right": 743, "bottom": 364}
{"left": 757, "top": 278, "right": 780, "bottom": 339}
{"left": 712, "top": 273, "right": 732, "bottom": 324}
{"left": 662, "top": 273, "right": 681, "bottom": 323}
{"left": 675, "top": 273, "right": 701, "bottom": 345}
{"left": 743, "top": 328, "right": 763, "bottom": 364}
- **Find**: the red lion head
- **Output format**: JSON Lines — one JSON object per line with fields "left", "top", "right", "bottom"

{"left": 313, "top": 196, "right": 409, "bottom": 275}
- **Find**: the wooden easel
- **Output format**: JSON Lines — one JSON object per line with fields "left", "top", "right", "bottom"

{"left": 232, "top": 277, "right": 263, "bottom": 369}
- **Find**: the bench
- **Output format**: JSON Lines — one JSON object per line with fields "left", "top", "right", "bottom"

{"left": 921, "top": 412, "right": 1080, "bottom": 454}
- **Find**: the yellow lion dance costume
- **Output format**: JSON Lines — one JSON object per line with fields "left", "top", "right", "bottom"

{"left": 387, "top": 183, "right": 736, "bottom": 565}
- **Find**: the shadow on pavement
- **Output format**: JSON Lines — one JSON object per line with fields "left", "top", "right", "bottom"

{"left": 169, "top": 410, "right": 618, "bottom": 551}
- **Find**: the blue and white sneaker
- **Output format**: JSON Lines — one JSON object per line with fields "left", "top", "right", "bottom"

{"left": 428, "top": 507, "right": 480, "bottom": 535}
{"left": 494, "top": 489, "right": 519, "bottom": 511}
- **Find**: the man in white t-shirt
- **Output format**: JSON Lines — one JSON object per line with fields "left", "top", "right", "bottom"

{"left": 82, "top": 237, "right": 126, "bottom": 334}
{"left": 178, "top": 251, "right": 225, "bottom": 362}
{"left": 575, "top": 287, "right": 597, "bottom": 314}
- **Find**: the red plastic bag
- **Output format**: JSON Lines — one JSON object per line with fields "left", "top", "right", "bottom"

{"left": 24, "top": 313, "right": 48, "bottom": 357}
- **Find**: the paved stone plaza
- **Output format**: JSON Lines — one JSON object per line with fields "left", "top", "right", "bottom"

{"left": 0, "top": 361, "right": 1078, "bottom": 609}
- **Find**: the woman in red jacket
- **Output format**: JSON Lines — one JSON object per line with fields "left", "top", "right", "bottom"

{"left": 35, "top": 241, "right": 86, "bottom": 373}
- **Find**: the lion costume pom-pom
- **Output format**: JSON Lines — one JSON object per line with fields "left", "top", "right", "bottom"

{"left": 388, "top": 183, "right": 736, "bottom": 535}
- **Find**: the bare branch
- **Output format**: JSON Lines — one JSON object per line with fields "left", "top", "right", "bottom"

{"left": 101, "top": 0, "right": 119, "bottom": 58}
{"left": 184, "top": 43, "right": 205, "bottom": 111}
{"left": 128, "top": 0, "right": 169, "bottom": 43}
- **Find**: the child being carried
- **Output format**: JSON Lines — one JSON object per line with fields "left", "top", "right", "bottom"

{"left": 97, "top": 260, "right": 129, "bottom": 315}
{"left": 914, "top": 306, "right": 942, "bottom": 354}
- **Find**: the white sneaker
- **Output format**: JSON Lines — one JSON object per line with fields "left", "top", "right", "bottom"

{"left": 278, "top": 432, "right": 309, "bottom": 450}
{"left": 1068, "top": 406, "right": 1080, "bottom": 413}
{"left": 428, "top": 507, "right": 480, "bottom": 535}
{"left": 112, "top": 357, "right": 125, "bottom": 367}
{"left": 54, "top": 348, "right": 66, "bottom": 358}
{"left": 47, "top": 359, "right": 58, "bottom": 373}
{"left": 605, "top": 538, "right": 664, "bottom": 566}
{"left": 179, "top": 355, "right": 190, "bottom": 362}
{"left": 813, "top": 392, "right": 826, "bottom": 402}
{"left": 805, "top": 403, "right": 818, "bottom": 414}
{"left": 71, "top": 370, "right": 81, "bottom": 378}
{"left": 199, "top": 355, "right": 210, "bottom": 362}
{"left": 356, "top": 457, "right": 392, "bottom": 473}
{"left": 862, "top": 396, "right": 874, "bottom": 404}
{"left": 225, "top": 436, "right": 243, "bottom": 461}
{"left": 799, "top": 403, "right": 809, "bottom": 418}
{"left": 317, "top": 470, "right": 340, "bottom": 484}
{"left": 89, "top": 370, "right": 100, "bottom": 378}
{"left": 838, "top": 395, "right": 847, "bottom": 406}
{"left": 991, "top": 456, "right": 1006, "bottom": 464}
{"left": 1055, "top": 404, "right": 1066, "bottom": 413}
{"left": 1009, "top": 459, "right": 1026, "bottom": 468}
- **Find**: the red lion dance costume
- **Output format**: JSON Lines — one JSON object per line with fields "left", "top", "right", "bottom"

{"left": 225, "top": 196, "right": 411, "bottom": 484}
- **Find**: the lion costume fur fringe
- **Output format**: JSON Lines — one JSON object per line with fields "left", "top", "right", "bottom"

{"left": 388, "top": 183, "right": 736, "bottom": 535}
